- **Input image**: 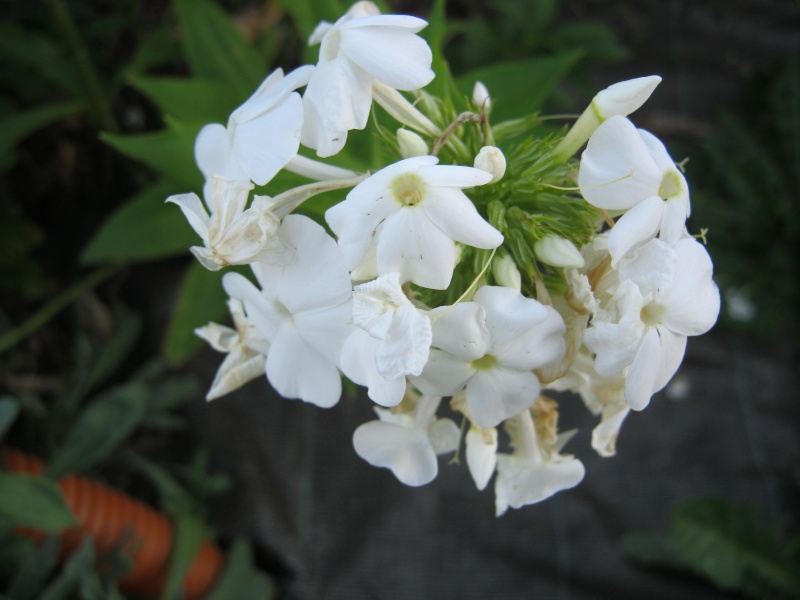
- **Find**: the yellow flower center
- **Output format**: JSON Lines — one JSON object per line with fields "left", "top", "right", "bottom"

{"left": 640, "top": 302, "right": 665, "bottom": 326}
{"left": 391, "top": 173, "right": 427, "bottom": 207}
{"left": 658, "top": 170, "right": 682, "bottom": 200}
{"left": 471, "top": 354, "right": 498, "bottom": 371}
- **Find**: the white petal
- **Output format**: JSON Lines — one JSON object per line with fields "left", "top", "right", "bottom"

{"left": 194, "top": 123, "right": 248, "bottom": 182}
{"left": 377, "top": 207, "right": 457, "bottom": 289}
{"left": 165, "top": 192, "right": 209, "bottom": 239}
{"left": 422, "top": 187, "right": 503, "bottom": 250}
{"left": 375, "top": 305, "right": 432, "bottom": 379}
{"left": 579, "top": 115, "right": 662, "bottom": 210}
{"left": 325, "top": 191, "right": 398, "bottom": 271}
{"left": 496, "top": 454, "right": 585, "bottom": 513}
{"left": 624, "top": 326, "right": 662, "bottom": 411}
{"left": 607, "top": 195, "right": 664, "bottom": 264}
{"left": 428, "top": 418, "right": 460, "bottom": 454}
{"left": 591, "top": 402, "right": 630, "bottom": 457}
{"left": 232, "top": 93, "right": 303, "bottom": 185}
{"left": 222, "top": 272, "right": 282, "bottom": 339}
{"left": 340, "top": 329, "right": 406, "bottom": 407}
{"left": 466, "top": 426, "right": 497, "bottom": 491}
{"left": 592, "top": 76, "right": 661, "bottom": 119}
{"left": 353, "top": 419, "right": 437, "bottom": 486}
{"left": 340, "top": 25, "right": 433, "bottom": 90}
{"left": 206, "top": 349, "right": 265, "bottom": 400}
{"left": 266, "top": 324, "right": 342, "bottom": 407}
{"left": 429, "top": 302, "right": 490, "bottom": 361}
{"left": 467, "top": 368, "right": 540, "bottom": 429}
{"left": 659, "top": 195, "right": 690, "bottom": 246}
{"left": 419, "top": 163, "right": 493, "bottom": 189}
{"left": 412, "top": 348, "right": 474, "bottom": 397}
{"left": 661, "top": 238, "right": 720, "bottom": 336}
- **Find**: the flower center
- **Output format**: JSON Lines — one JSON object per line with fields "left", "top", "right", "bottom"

{"left": 391, "top": 173, "right": 427, "bottom": 207}
{"left": 640, "top": 302, "right": 665, "bottom": 327}
{"left": 658, "top": 170, "right": 682, "bottom": 200}
{"left": 471, "top": 354, "right": 498, "bottom": 371}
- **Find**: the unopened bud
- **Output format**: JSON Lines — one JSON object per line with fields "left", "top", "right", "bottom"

{"left": 534, "top": 236, "right": 585, "bottom": 269}
{"left": 473, "top": 81, "right": 491, "bottom": 112}
{"left": 473, "top": 146, "right": 506, "bottom": 183}
{"left": 397, "top": 128, "right": 429, "bottom": 158}
{"left": 592, "top": 75, "right": 662, "bottom": 121}
{"left": 491, "top": 252, "right": 521, "bottom": 292}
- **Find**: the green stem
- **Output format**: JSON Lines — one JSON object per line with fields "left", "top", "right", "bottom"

{"left": 0, "top": 263, "right": 123, "bottom": 354}
{"left": 45, "top": 0, "right": 118, "bottom": 133}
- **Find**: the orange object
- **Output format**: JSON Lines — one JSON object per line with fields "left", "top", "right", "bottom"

{"left": 2, "top": 448, "right": 223, "bottom": 599}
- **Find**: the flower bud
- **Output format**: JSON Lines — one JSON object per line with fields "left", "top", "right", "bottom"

{"left": 473, "top": 81, "right": 491, "bottom": 112}
{"left": 397, "top": 128, "right": 429, "bottom": 158}
{"left": 592, "top": 76, "right": 662, "bottom": 120}
{"left": 473, "top": 146, "right": 506, "bottom": 183}
{"left": 534, "top": 236, "right": 585, "bottom": 269}
{"left": 491, "top": 252, "right": 521, "bottom": 292}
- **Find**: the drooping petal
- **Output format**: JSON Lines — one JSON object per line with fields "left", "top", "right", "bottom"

{"left": 340, "top": 329, "right": 406, "bottom": 407}
{"left": 467, "top": 368, "right": 541, "bottom": 429}
{"left": 624, "top": 326, "right": 662, "bottom": 411}
{"left": 591, "top": 402, "right": 630, "bottom": 457}
{"left": 495, "top": 454, "right": 585, "bottom": 515}
{"left": 206, "top": 349, "right": 266, "bottom": 400}
{"left": 352, "top": 419, "right": 437, "bottom": 486}
{"left": 427, "top": 418, "right": 460, "bottom": 454}
{"left": 651, "top": 326, "right": 688, "bottom": 393}
{"left": 165, "top": 192, "right": 209, "bottom": 239}
{"left": 607, "top": 195, "right": 663, "bottom": 265}
{"left": 376, "top": 206, "right": 457, "bottom": 289}
{"left": 466, "top": 426, "right": 497, "bottom": 491}
{"left": 422, "top": 186, "right": 503, "bottom": 250}
{"left": 266, "top": 323, "right": 342, "bottom": 408}
{"left": 659, "top": 196, "right": 690, "bottom": 246}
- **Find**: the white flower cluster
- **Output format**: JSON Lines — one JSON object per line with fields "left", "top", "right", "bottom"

{"left": 167, "top": 2, "right": 720, "bottom": 516}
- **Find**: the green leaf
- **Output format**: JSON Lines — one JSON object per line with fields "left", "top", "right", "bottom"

{"left": 81, "top": 179, "right": 196, "bottom": 265}
{"left": 39, "top": 537, "right": 96, "bottom": 600}
{"left": 0, "top": 396, "right": 20, "bottom": 440}
{"left": 205, "top": 539, "right": 273, "bottom": 600}
{"left": 0, "top": 474, "right": 77, "bottom": 531}
{"left": 619, "top": 531, "right": 686, "bottom": 571}
{"left": 671, "top": 498, "right": 800, "bottom": 598}
{"left": 160, "top": 513, "right": 207, "bottom": 600}
{"left": 131, "top": 76, "right": 241, "bottom": 123}
{"left": 456, "top": 51, "right": 582, "bottom": 122}
{"left": 0, "top": 102, "right": 83, "bottom": 162}
{"left": 101, "top": 120, "right": 204, "bottom": 190}
{"left": 277, "top": 0, "right": 343, "bottom": 61}
{"left": 174, "top": 0, "right": 264, "bottom": 100}
{"left": 162, "top": 262, "right": 236, "bottom": 365}
{"left": 46, "top": 382, "right": 148, "bottom": 478}
{"left": 6, "top": 535, "right": 61, "bottom": 600}
{"left": 420, "top": 0, "right": 460, "bottom": 105}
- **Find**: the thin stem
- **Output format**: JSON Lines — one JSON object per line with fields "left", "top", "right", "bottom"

{"left": 431, "top": 112, "right": 481, "bottom": 156}
{"left": 46, "top": 0, "right": 118, "bottom": 133}
{"left": 0, "top": 263, "right": 123, "bottom": 354}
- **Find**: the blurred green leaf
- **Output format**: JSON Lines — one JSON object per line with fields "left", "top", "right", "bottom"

{"left": 0, "top": 397, "right": 20, "bottom": 441}
{"left": 160, "top": 513, "right": 207, "bottom": 600}
{"left": 39, "top": 537, "right": 95, "bottom": 600}
{"left": 0, "top": 101, "right": 83, "bottom": 163}
{"left": 163, "top": 262, "right": 235, "bottom": 365}
{"left": 101, "top": 119, "right": 203, "bottom": 190}
{"left": 46, "top": 381, "right": 148, "bottom": 478}
{"left": 6, "top": 535, "right": 60, "bottom": 600}
{"left": 81, "top": 179, "right": 196, "bottom": 265}
{"left": 671, "top": 498, "right": 800, "bottom": 598}
{"left": 456, "top": 51, "right": 582, "bottom": 122}
{"left": 619, "top": 531, "right": 686, "bottom": 571}
{"left": 174, "top": 0, "right": 264, "bottom": 100}
{"left": 124, "top": 24, "right": 184, "bottom": 80}
{"left": 205, "top": 539, "right": 274, "bottom": 600}
{"left": 125, "top": 453, "right": 192, "bottom": 513}
{"left": 131, "top": 76, "right": 240, "bottom": 124}
{"left": 421, "top": 0, "right": 460, "bottom": 106}
{"left": 768, "top": 56, "right": 800, "bottom": 190}
{"left": 0, "top": 23, "right": 82, "bottom": 99}
{"left": 550, "top": 22, "right": 630, "bottom": 64}
{"left": 277, "top": 0, "right": 343, "bottom": 61}
{"left": 0, "top": 474, "right": 77, "bottom": 531}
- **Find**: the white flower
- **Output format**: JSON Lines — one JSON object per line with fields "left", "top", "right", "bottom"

{"left": 339, "top": 272, "right": 432, "bottom": 407}
{"left": 534, "top": 235, "right": 585, "bottom": 269}
{"left": 412, "top": 286, "right": 566, "bottom": 428}
{"left": 473, "top": 146, "right": 506, "bottom": 183}
{"left": 221, "top": 215, "right": 354, "bottom": 408}
{"left": 302, "top": 2, "right": 434, "bottom": 157}
{"left": 352, "top": 395, "right": 460, "bottom": 486}
{"left": 325, "top": 155, "right": 502, "bottom": 289}
{"left": 494, "top": 410, "right": 584, "bottom": 516}
{"left": 584, "top": 237, "right": 720, "bottom": 410}
{"left": 194, "top": 67, "right": 312, "bottom": 185}
{"left": 166, "top": 175, "right": 293, "bottom": 271}
{"left": 579, "top": 115, "right": 690, "bottom": 264}
{"left": 195, "top": 299, "right": 270, "bottom": 400}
